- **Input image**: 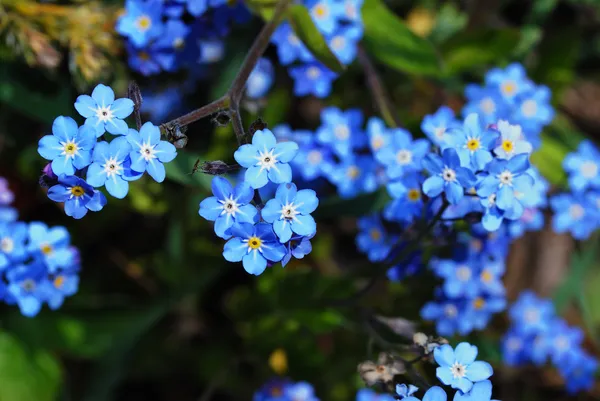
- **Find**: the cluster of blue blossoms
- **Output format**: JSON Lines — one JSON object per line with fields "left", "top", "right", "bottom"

{"left": 0, "top": 179, "right": 80, "bottom": 317}
{"left": 502, "top": 291, "right": 598, "bottom": 394}
{"left": 116, "top": 0, "right": 250, "bottom": 75}
{"left": 37, "top": 83, "right": 177, "bottom": 219}
{"left": 199, "top": 129, "right": 318, "bottom": 275}
{"left": 253, "top": 379, "right": 319, "bottom": 401}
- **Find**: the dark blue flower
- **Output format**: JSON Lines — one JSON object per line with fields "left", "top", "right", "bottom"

{"left": 42, "top": 270, "right": 79, "bottom": 310}
{"left": 327, "top": 154, "right": 377, "bottom": 198}
{"left": 6, "top": 262, "right": 47, "bottom": 317}
{"left": 558, "top": 349, "right": 598, "bottom": 394}
{"left": 421, "top": 299, "right": 472, "bottom": 337}
{"left": 271, "top": 23, "right": 313, "bottom": 65}
{"left": 384, "top": 173, "right": 425, "bottom": 223}
{"left": 0, "top": 222, "right": 28, "bottom": 264}
{"left": 508, "top": 290, "right": 554, "bottom": 335}
{"left": 246, "top": 57, "right": 274, "bottom": 99}
{"left": 422, "top": 148, "right": 476, "bottom": 204}
{"left": 116, "top": 0, "right": 164, "bottom": 47}
{"left": 356, "top": 215, "right": 393, "bottom": 262}
{"left": 48, "top": 175, "right": 107, "bottom": 219}
{"left": 281, "top": 234, "right": 314, "bottom": 267}
{"left": 289, "top": 63, "right": 337, "bottom": 98}
{"left": 366, "top": 117, "right": 391, "bottom": 153}
{"left": 396, "top": 384, "right": 418, "bottom": 399}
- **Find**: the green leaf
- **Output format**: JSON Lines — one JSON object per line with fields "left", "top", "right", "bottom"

{"left": 314, "top": 189, "right": 390, "bottom": 218}
{"left": 164, "top": 150, "right": 213, "bottom": 191}
{"left": 362, "top": 0, "right": 441, "bottom": 76}
{"left": 288, "top": 5, "right": 345, "bottom": 73}
{"left": 440, "top": 29, "right": 521, "bottom": 75}
{"left": 0, "top": 332, "right": 62, "bottom": 401}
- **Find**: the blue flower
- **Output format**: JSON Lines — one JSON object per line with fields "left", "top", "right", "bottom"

{"left": 234, "top": 129, "right": 299, "bottom": 189}
{"left": 116, "top": 0, "right": 164, "bottom": 47}
{"left": 434, "top": 342, "right": 493, "bottom": 393}
{"left": 328, "top": 25, "right": 362, "bottom": 65}
{"left": 558, "top": 349, "right": 598, "bottom": 394}
{"left": 75, "top": 84, "right": 135, "bottom": 136}
{"left": 199, "top": 177, "right": 258, "bottom": 239}
{"left": 85, "top": 137, "right": 137, "bottom": 199}
{"left": 262, "top": 183, "right": 319, "bottom": 243}
{"left": 127, "top": 123, "right": 178, "bottom": 182}
{"left": 547, "top": 318, "right": 584, "bottom": 365}
{"left": 126, "top": 43, "right": 163, "bottom": 76}
{"left": 222, "top": 223, "right": 286, "bottom": 275}
{"left": 512, "top": 85, "right": 554, "bottom": 134}
{"left": 0, "top": 222, "right": 28, "bottom": 264}
{"left": 141, "top": 87, "right": 182, "bottom": 122}
{"left": 453, "top": 380, "right": 493, "bottom": 401}
{"left": 327, "top": 154, "right": 377, "bottom": 198}
{"left": 307, "top": 0, "right": 343, "bottom": 35}
{"left": 445, "top": 113, "right": 498, "bottom": 171}
{"left": 403, "top": 386, "right": 446, "bottom": 401}
{"left": 508, "top": 290, "right": 554, "bottom": 335}
{"left": 316, "top": 107, "right": 364, "bottom": 158}
{"left": 366, "top": 117, "right": 391, "bottom": 153}
{"left": 432, "top": 258, "right": 481, "bottom": 298}
{"left": 38, "top": 116, "right": 96, "bottom": 176}
{"left": 356, "top": 215, "right": 393, "bottom": 262}
{"left": 284, "top": 382, "right": 319, "bottom": 401}
{"left": 292, "top": 142, "right": 334, "bottom": 181}
{"left": 463, "top": 294, "right": 506, "bottom": 331}
{"left": 421, "top": 299, "right": 472, "bottom": 337}
{"left": 48, "top": 175, "right": 107, "bottom": 219}
{"left": 563, "top": 140, "right": 600, "bottom": 192}
{"left": 341, "top": 0, "right": 363, "bottom": 24}
{"left": 384, "top": 173, "right": 425, "bottom": 223}
{"left": 550, "top": 192, "right": 599, "bottom": 240}
{"left": 422, "top": 148, "right": 476, "bottom": 204}
{"left": 289, "top": 63, "right": 337, "bottom": 98}
{"left": 271, "top": 23, "right": 313, "bottom": 65}
{"left": 281, "top": 233, "right": 314, "bottom": 267}
{"left": 501, "top": 328, "right": 529, "bottom": 366}
{"left": 493, "top": 120, "right": 532, "bottom": 159}
{"left": 356, "top": 389, "right": 395, "bottom": 401}
{"left": 247, "top": 57, "right": 274, "bottom": 99}
{"left": 6, "top": 262, "right": 47, "bottom": 317}
{"left": 42, "top": 270, "right": 79, "bottom": 310}
{"left": 375, "top": 128, "right": 429, "bottom": 179}
{"left": 507, "top": 207, "right": 544, "bottom": 238}
{"left": 477, "top": 258, "right": 505, "bottom": 296}
{"left": 27, "top": 222, "right": 75, "bottom": 273}
{"left": 462, "top": 84, "right": 508, "bottom": 125}
{"left": 421, "top": 106, "right": 459, "bottom": 147}
{"left": 485, "top": 63, "right": 533, "bottom": 102}
{"left": 253, "top": 378, "right": 293, "bottom": 401}
{"left": 150, "top": 19, "right": 192, "bottom": 71}
{"left": 387, "top": 252, "right": 421, "bottom": 281}
{"left": 396, "top": 384, "right": 419, "bottom": 399}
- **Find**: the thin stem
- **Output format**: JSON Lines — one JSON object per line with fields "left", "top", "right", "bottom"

{"left": 357, "top": 45, "right": 402, "bottom": 128}
{"left": 229, "top": 106, "right": 247, "bottom": 145}
{"left": 161, "top": 96, "right": 229, "bottom": 131}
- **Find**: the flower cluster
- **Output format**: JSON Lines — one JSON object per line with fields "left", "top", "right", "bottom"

{"left": 116, "top": 0, "right": 250, "bottom": 75}
{"left": 271, "top": 0, "right": 364, "bottom": 97}
{"left": 462, "top": 63, "right": 554, "bottom": 149}
{"left": 551, "top": 140, "right": 600, "bottom": 239}
{"left": 199, "top": 129, "right": 318, "bottom": 275}
{"left": 502, "top": 291, "right": 598, "bottom": 394}
{"left": 253, "top": 378, "right": 319, "bottom": 401}
{"left": 38, "top": 83, "right": 177, "bottom": 219}
{"left": 0, "top": 180, "right": 80, "bottom": 317}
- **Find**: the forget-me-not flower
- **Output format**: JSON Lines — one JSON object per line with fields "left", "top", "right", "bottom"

{"left": 445, "top": 113, "right": 498, "bottom": 171}
{"left": 422, "top": 148, "right": 477, "bottom": 204}
{"left": 116, "top": 0, "right": 164, "bottom": 47}
{"left": 562, "top": 140, "right": 600, "bottom": 192}
{"left": 75, "top": 84, "right": 135, "bottom": 136}
{"left": 316, "top": 107, "right": 364, "bottom": 158}
{"left": 246, "top": 57, "right": 274, "bottom": 99}
{"left": 421, "top": 106, "right": 458, "bottom": 147}
{"left": 375, "top": 128, "right": 429, "bottom": 179}
{"left": 127, "top": 123, "right": 177, "bottom": 182}
{"left": 434, "top": 342, "right": 493, "bottom": 393}
{"left": 27, "top": 222, "right": 74, "bottom": 273}
{"left": 485, "top": 63, "right": 533, "bottom": 102}
{"left": 86, "top": 137, "right": 138, "bottom": 199}
{"left": 289, "top": 63, "right": 337, "bottom": 98}
{"left": 550, "top": 192, "right": 598, "bottom": 240}
{"left": 48, "top": 175, "right": 107, "bottom": 219}
{"left": 493, "top": 120, "right": 532, "bottom": 159}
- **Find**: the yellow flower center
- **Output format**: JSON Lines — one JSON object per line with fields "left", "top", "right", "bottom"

{"left": 466, "top": 138, "right": 480, "bottom": 151}
{"left": 371, "top": 136, "right": 384, "bottom": 150}
{"left": 407, "top": 188, "right": 421, "bottom": 201}
{"left": 346, "top": 166, "right": 360, "bottom": 179}
{"left": 138, "top": 52, "right": 150, "bottom": 61}
{"left": 481, "top": 270, "right": 493, "bottom": 282}
{"left": 70, "top": 185, "right": 84, "bottom": 197}
{"left": 64, "top": 142, "right": 78, "bottom": 155}
{"left": 270, "top": 387, "right": 283, "bottom": 397}
{"left": 41, "top": 243, "right": 53, "bottom": 255}
{"left": 314, "top": 4, "right": 327, "bottom": 18}
{"left": 248, "top": 236, "right": 262, "bottom": 250}
{"left": 502, "top": 140, "right": 514, "bottom": 152}
{"left": 369, "top": 229, "right": 381, "bottom": 241}
{"left": 136, "top": 15, "right": 152, "bottom": 31}
{"left": 54, "top": 275, "right": 65, "bottom": 288}
{"left": 473, "top": 297, "right": 485, "bottom": 310}
{"left": 502, "top": 81, "right": 517, "bottom": 96}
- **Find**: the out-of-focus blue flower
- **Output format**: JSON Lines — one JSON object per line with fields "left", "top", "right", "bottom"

{"left": 126, "top": 43, "right": 163, "bottom": 76}
{"left": 341, "top": 0, "right": 363, "bottom": 24}
{"left": 116, "top": 0, "right": 164, "bottom": 47}
{"left": 384, "top": 173, "right": 424, "bottom": 223}
{"left": 284, "top": 381, "right": 320, "bottom": 401}
{"left": 366, "top": 117, "right": 391, "bottom": 153}
{"left": 262, "top": 183, "right": 319, "bottom": 243}
{"left": 0, "top": 177, "right": 14, "bottom": 206}
{"left": 432, "top": 258, "right": 481, "bottom": 298}
{"left": 292, "top": 142, "right": 334, "bottom": 181}
{"left": 6, "top": 262, "right": 47, "bottom": 317}
{"left": 86, "top": 137, "right": 138, "bottom": 199}
{"left": 493, "top": 120, "right": 532, "bottom": 159}
{"left": 28, "top": 222, "right": 75, "bottom": 273}
{"left": 477, "top": 258, "right": 505, "bottom": 296}
{"left": 374, "top": 128, "right": 429, "bottom": 179}
{"left": 453, "top": 380, "right": 493, "bottom": 401}
{"left": 462, "top": 84, "right": 508, "bottom": 126}
{"left": 563, "top": 140, "right": 600, "bottom": 192}
{"left": 558, "top": 349, "right": 598, "bottom": 394}
{"left": 328, "top": 25, "right": 362, "bottom": 65}
{"left": 316, "top": 107, "right": 364, "bottom": 158}
{"left": 199, "top": 177, "right": 257, "bottom": 239}
{"left": 434, "top": 342, "right": 493, "bottom": 393}
{"left": 402, "top": 386, "right": 447, "bottom": 401}
{"left": 127, "top": 123, "right": 177, "bottom": 182}
{"left": 48, "top": 175, "right": 107, "bottom": 219}
{"left": 141, "top": 87, "right": 183, "bottom": 122}
{"left": 508, "top": 290, "right": 554, "bottom": 335}
{"left": 150, "top": 19, "right": 191, "bottom": 71}
{"left": 463, "top": 294, "right": 506, "bottom": 331}
{"left": 307, "top": 0, "right": 343, "bottom": 35}
{"left": 444, "top": 113, "right": 498, "bottom": 170}
{"left": 550, "top": 192, "right": 598, "bottom": 240}
{"left": 512, "top": 85, "right": 554, "bottom": 134}
{"left": 38, "top": 116, "right": 96, "bottom": 175}
{"left": 0, "top": 222, "right": 28, "bottom": 264}
{"left": 75, "top": 84, "right": 134, "bottom": 136}
{"left": 289, "top": 63, "right": 337, "bottom": 98}
{"left": 223, "top": 223, "right": 286, "bottom": 275}
{"left": 387, "top": 252, "right": 421, "bottom": 282}
{"left": 271, "top": 23, "right": 313, "bottom": 65}
{"left": 501, "top": 328, "right": 529, "bottom": 366}
{"left": 421, "top": 299, "right": 472, "bottom": 337}
{"left": 197, "top": 40, "right": 225, "bottom": 64}
{"left": 396, "top": 384, "right": 419, "bottom": 399}
{"left": 327, "top": 155, "right": 377, "bottom": 198}
{"left": 485, "top": 63, "right": 533, "bottom": 102}
{"left": 247, "top": 58, "right": 275, "bottom": 99}
{"left": 422, "top": 148, "right": 476, "bottom": 204}
{"left": 356, "top": 215, "right": 393, "bottom": 262}
{"left": 421, "top": 106, "right": 458, "bottom": 147}
{"left": 253, "top": 378, "right": 293, "bottom": 401}
{"left": 43, "top": 269, "right": 79, "bottom": 310}
{"left": 281, "top": 233, "right": 314, "bottom": 267}
{"left": 546, "top": 319, "right": 584, "bottom": 365}
{"left": 234, "top": 129, "right": 299, "bottom": 189}
{"left": 356, "top": 388, "right": 396, "bottom": 401}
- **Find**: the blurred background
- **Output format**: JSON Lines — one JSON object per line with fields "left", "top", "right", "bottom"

{"left": 0, "top": 0, "right": 600, "bottom": 400}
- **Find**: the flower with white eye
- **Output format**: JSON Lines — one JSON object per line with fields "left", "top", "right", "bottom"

{"left": 75, "top": 84, "right": 135, "bottom": 136}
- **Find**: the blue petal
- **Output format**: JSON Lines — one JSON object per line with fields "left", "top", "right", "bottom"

{"left": 275, "top": 182, "right": 297, "bottom": 204}
{"left": 245, "top": 165, "right": 269, "bottom": 189}
{"left": 199, "top": 196, "right": 222, "bottom": 221}
{"left": 105, "top": 118, "right": 129, "bottom": 136}
{"left": 295, "top": 189, "right": 319, "bottom": 214}
{"left": 496, "top": 185, "right": 514, "bottom": 210}
{"left": 423, "top": 386, "right": 447, "bottom": 401}
{"left": 85, "top": 163, "right": 107, "bottom": 187}
{"left": 422, "top": 154, "right": 444, "bottom": 174}
{"left": 442, "top": 148, "right": 461, "bottom": 167}
{"left": 273, "top": 219, "right": 293, "bottom": 243}
{"left": 454, "top": 342, "right": 478, "bottom": 364}
{"left": 38, "top": 135, "right": 62, "bottom": 160}
{"left": 47, "top": 185, "right": 70, "bottom": 202}
{"left": 465, "top": 361, "right": 493, "bottom": 382}
{"left": 155, "top": 141, "right": 177, "bottom": 163}
{"left": 476, "top": 175, "right": 499, "bottom": 197}
{"left": 482, "top": 208, "right": 503, "bottom": 231}
{"left": 214, "top": 215, "right": 234, "bottom": 239}
{"left": 73, "top": 150, "right": 92, "bottom": 170}
{"left": 129, "top": 151, "right": 147, "bottom": 173}
{"left": 52, "top": 116, "right": 78, "bottom": 142}
{"left": 84, "top": 116, "right": 104, "bottom": 137}
{"left": 111, "top": 98, "right": 135, "bottom": 119}
{"left": 233, "top": 181, "right": 254, "bottom": 204}
{"left": 445, "top": 181, "right": 464, "bottom": 204}
{"left": 261, "top": 199, "right": 281, "bottom": 223}
{"left": 291, "top": 214, "right": 316, "bottom": 236}
{"left": 261, "top": 241, "right": 286, "bottom": 262}
{"left": 51, "top": 156, "right": 75, "bottom": 176}
{"left": 274, "top": 141, "right": 299, "bottom": 163}
{"left": 223, "top": 237, "right": 245, "bottom": 262}
{"left": 252, "top": 129, "right": 277, "bottom": 150}
{"left": 109, "top": 136, "right": 131, "bottom": 161}
{"left": 506, "top": 153, "right": 530, "bottom": 174}
{"left": 86, "top": 191, "right": 107, "bottom": 211}
{"left": 423, "top": 176, "right": 445, "bottom": 197}
{"left": 234, "top": 144, "right": 259, "bottom": 168}
{"left": 267, "top": 163, "right": 292, "bottom": 184}
{"left": 64, "top": 199, "right": 89, "bottom": 219}
{"left": 92, "top": 141, "right": 111, "bottom": 162}
{"left": 434, "top": 344, "right": 455, "bottom": 366}
{"left": 235, "top": 204, "right": 258, "bottom": 224}
{"left": 436, "top": 366, "right": 454, "bottom": 386}
{"left": 140, "top": 122, "right": 161, "bottom": 144}
{"left": 74, "top": 95, "right": 97, "bottom": 118}
{"left": 77, "top": 125, "right": 97, "bottom": 149}
{"left": 146, "top": 160, "right": 166, "bottom": 182}
{"left": 105, "top": 176, "right": 129, "bottom": 199}
{"left": 91, "top": 84, "right": 115, "bottom": 107}
{"left": 242, "top": 250, "right": 267, "bottom": 275}
{"left": 454, "top": 378, "right": 473, "bottom": 393}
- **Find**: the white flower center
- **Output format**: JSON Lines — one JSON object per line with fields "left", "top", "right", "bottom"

{"left": 395, "top": 149, "right": 413, "bottom": 165}
{"left": 312, "top": 3, "right": 329, "bottom": 19}
{"left": 442, "top": 167, "right": 456, "bottom": 182}
{"left": 450, "top": 362, "right": 467, "bottom": 379}
{"left": 554, "top": 336, "right": 569, "bottom": 350}
{"left": 345, "top": 3, "right": 356, "bottom": 18}
{"left": 501, "top": 80, "right": 517, "bottom": 96}
{"left": 371, "top": 136, "right": 384, "bottom": 150}
{"left": 456, "top": 265, "right": 471, "bottom": 281}
{"left": 434, "top": 127, "right": 446, "bottom": 139}
{"left": 487, "top": 193, "right": 497, "bottom": 207}
{"left": 524, "top": 308, "right": 539, "bottom": 323}
{"left": 569, "top": 204, "right": 584, "bottom": 220}
{"left": 288, "top": 33, "right": 300, "bottom": 45}
{"left": 139, "top": 143, "right": 157, "bottom": 162}
{"left": 103, "top": 157, "right": 123, "bottom": 178}
{"left": 255, "top": 148, "right": 278, "bottom": 172}
{"left": 95, "top": 105, "right": 114, "bottom": 122}
{"left": 219, "top": 196, "right": 240, "bottom": 216}
{"left": 0, "top": 237, "right": 14, "bottom": 253}
{"left": 173, "top": 37, "right": 185, "bottom": 49}
{"left": 580, "top": 161, "right": 598, "bottom": 179}
{"left": 521, "top": 100, "right": 537, "bottom": 117}
{"left": 279, "top": 202, "right": 299, "bottom": 221}
{"left": 497, "top": 170, "right": 513, "bottom": 186}
{"left": 479, "top": 97, "right": 496, "bottom": 115}
{"left": 334, "top": 124, "right": 350, "bottom": 140}
{"left": 444, "top": 304, "right": 457, "bottom": 317}
{"left": 136, "top": 15, "right": 152, "bottom": 32}
{"left": 331, "top": 36, "right": 345, "bottom": 50}
{"left": 307, "top": 150, "right": 323, "bottom": 164}
{"left": 61, "top": 140, "right": 79, "bottom": 158}
{"left": 507, "top": 337, "right": 522, "bottom": 351}
{"left": 307, "top": 67, "right": 320, "bottom": 79}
